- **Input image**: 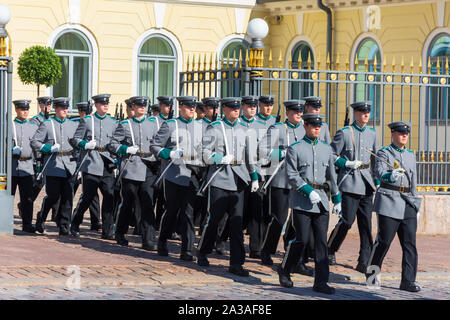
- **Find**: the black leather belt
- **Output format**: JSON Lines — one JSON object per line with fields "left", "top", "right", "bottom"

{"left": 18, "top": 156, "right": 32, "bottom": 161}
{"left": 56, "top": 151, "right": 73, "bottom": 157}
{"left": 358, "top": 163, "right": 371, "bottom": 170}
{"left": 94, "top": 146, "right": 106, "bottom": 152}
{"left": 310, "top": 183, "right": 327, "bottom": 190}
{"left": 380, "top": 182, "right": 411, "bottom": 193}
{"left": 137, "top": 152, "right": 153, "bottom": 158}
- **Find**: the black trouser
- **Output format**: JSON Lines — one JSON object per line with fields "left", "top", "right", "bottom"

{"left": 159, "top": 179, "right": 196, "bottom": 254}
{"left": 328, "top": 191, "right": 374, "bottom": 264}
{"left": 244, "top": 182, "right": 270, "bottom": 254}
{"left": 116, "top": 166, "right": 156, "bottom": 244}
{"left": 368, "top": 204, "right": 418, "bottom": 284}
{"left": 72, "top": 177, "right": 101, "bottom": 227}
{"left": 281, "top": 208, "right": 330, "bottom": 285}
{"left": 283, "top": 214, "right": 315, "bottom": 263}
{"left": 38, "top": 175, "right": 74, "bottom": 231}
{"left": 261, "top": 187, "right": 290, "bottom": 255}
{"left": 12, "top": 175, "right": 34, "bottom": 226}
{"left": 198, "top": 181, "right": 246, "bottom": 266}
{"left": 154, "top": 181, "right": 166, "bottom": 230}
{"left": 71, "top": 167, "right": 115, "bottom": 236}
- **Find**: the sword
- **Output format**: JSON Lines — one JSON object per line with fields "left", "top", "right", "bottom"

{"left": 259, "top": 159, "right": 285, "bottom": 195}
{"left": 152, "top": 160, "right": 173, "bottom": 187}
{"left": 197, "top": 164, "right": 224, "bottom": 196}
{"left": 362, "top": 147, "right": 403, "bottom": 171}
{"left": 36, "top": 153, "right": 55, "bottom": 181}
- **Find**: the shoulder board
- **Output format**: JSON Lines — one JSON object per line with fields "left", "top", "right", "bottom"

{"left": 120, "top": 120, "right": 129, "bottom": 125}
{"left": 147, "top": 117, "right": 156, "bottom": 122}
{"left": 369, "top": 127, "right": 376, "bottom": 131}
{"left": 406, "top": 148, "right": 414, "bottom": 154}
{"left": 167, "top": 119, "right": 176, "bottom": 123}
{"left": 341, "top": 126, "right": 350, "bottom": 130}
{"left": 290, "top": 141, "right": 301, "bottom": 147}
{"left": 256, "top": 120, "right": 265, "bottom": 125}
{"left": 239, "top": 122, "right": 247, "bottom": 127}
{"left": 274, "top": 122, "right": 283, "bottom": 126}
{"left": 108, "top": 116, "right": 115, "bottom": 121}
{"left": 211, "top": 121, "right": 221, "bottom": 126}
{"left": 84, "top": 115, "right": 92, "bottom": 119}
{"left": 43, "top": 119, "right": 51, "bottom": 123}
{"left": 32, "top": 115, "right": 39, "bottom": 119}
{"left": 381, "top": 146, "right": 390, "bottom": 150}
{"left": 321, "top": 141, "right": 329, "bottom": 145}
{"left": 69, "top": 119, "right": 77, "bottom": 123}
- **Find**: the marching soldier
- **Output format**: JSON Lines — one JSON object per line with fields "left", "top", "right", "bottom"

{"left": 31, "top": 97, "right": 78, "bottom": 236}
{"left": 70, "top": 94, "right": 118, "bottom": 239}
{"left": 258, "top": 100, "right": 313, "bottom": 276}
{"left": 303, "top": 96, "right": 331, "bottom": 143}
{"left": 31, "top": 96, "right": 52, "bottom": 125}
{"left": 71, "top": 101, "right": 102, "bottom": 231}
{"left": 11, "top": 100, "right": 38, "bottom": 233}
{"left": 151, "top": 96, "right": 203, "bottom": 261}
{"left": 195, "top": 101, "right": 205, "bottom": 120}
{"left": 125, "top": 99, "right": 134, "bottom": 119}
{"left": 150, "top": 104, "right": 160, "bottom": 117}
{"left": 327, "top": 101, "right": 379, "bottom": 272}
{"left": 107, "top": 96, "right": 160, "bottom": 250}
{"left": 197, "top": 97, "right": 260, "bottom": 276}
{"left": 367, "top": 121, "right": 422, "bottom": 292}
{"left": 277, "top": 113, "right": 341, "bottom": 294}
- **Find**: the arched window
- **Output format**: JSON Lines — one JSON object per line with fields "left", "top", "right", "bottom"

{"left": 138, "top": 35, "right": 177, "bottom": 104}
{"left": 427, "top": 33, "right": 449, "bottom": 120}
{"left": 354, "top": 38, "right": 381, "bottom": 121}
{"left": 290, "top": 41, "right": 314, "bottom": 99}
{"left": 52, "top": 30, "right": 92, "bottom": 109}
{"left": 220, "top": 39, "right": 249, "bottom": 97}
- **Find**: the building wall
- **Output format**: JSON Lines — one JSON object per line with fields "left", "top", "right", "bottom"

{"left": 3, "top": 0, "right": 253, "bottom": 115}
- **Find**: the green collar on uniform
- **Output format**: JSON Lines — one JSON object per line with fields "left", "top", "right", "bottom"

{"left": 52, "top": 116, "right": 66, "bottom": 124}
{"left": 352, "top": 121, "right": 366, "bottom": 132}
{"left": 285, "top": 120, "right": 300, "bottom": 129}
{"left": 203, "top": 117, "right": 211, "bottom": 124}
{"left": 391, "top": 143, "right": 405, "bottom": 153}
{"left": 240, "top": 115, "right": 255, "bottom": 123}
{"left": 223, "top": 118, "right": 238, "bottom": 127}
{"left": 159, "top": 114, "right": 168, "bottom": 121}
{"left": 178, "top": 116, "right": 193, "bottom": 124}
{"left": 132, "top": 116, "right": 146, "bottom": 124}
{"left": 94, "top": 112, "right": 107, "bottom": 120}
{"left": 39, "top": 112, "right": 45, "bottom": 118}
{"left": 256, "top": 112, "right": 271, "bottom": 121}
{"left": 14, "top": 118, "right": 27, "bottom": 124}
{"left": 303, "top": 135, "right": 319, "bottom": 145}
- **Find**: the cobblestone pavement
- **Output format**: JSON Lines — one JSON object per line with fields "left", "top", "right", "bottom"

{"left": 2, "top": 190, "right": 449, "bottom": 300}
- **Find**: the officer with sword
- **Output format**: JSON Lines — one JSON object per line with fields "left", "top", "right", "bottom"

{"left": 327, "top": 101, "right": 379, "bottom": 273}
{"left": 70, "top": 94, "right": 118, "bottom": 240}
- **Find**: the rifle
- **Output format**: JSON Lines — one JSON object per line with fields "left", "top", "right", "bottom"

{"left": 119, "top": 103, "right": 123, "bottom": 120}
{"left": 44, "top": 103, "right": 49, "bottom": 120}
{"left": 115, "top": 103, "right": 119, "bottom": 120}
{"left": 168, "top": 102, "right": 174, "bottom": 119}
{"left": 276, "top": 102, "right": 281, "bottom": 123}
{"left": 343, "top": 104, "right": 350, "bottom": 127}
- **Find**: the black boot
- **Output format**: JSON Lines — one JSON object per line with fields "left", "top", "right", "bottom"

{"left": 260, "top": 251, "right": 273, "bottom": 266}
{"left": 292, "top": 262, "right": 314, "bottom": 276}
{"left": 197, "top": 253, "right": 209, "bottom": 267}
{"left": 70, "top": 224, "right": 80, "bottom": 237}
{"left": 180, "top": 252, "right": 195, "bottom": 261}
{"left": 399, "top": 281, "right": 421, "bottom": 292}
{"left": 228, "top": 265, "right": 249, "bottom": 277}
{"left": 22, "top": 224, "right": 36, "bottom": 234}
{"left": 313, "top": 282, "right": 335, "bottom": 294}
{"left": 142, "top": 241, "right": 158, "bottom": 251}
{"left": 215, "top": 241, "right": 226, "bottom": 255}
{"left": 115, "top": 233, "right": 129, "bottom": 246}
{"left": 157, "top": 239, "right": 168, "bottom": 256}
{"left": 328, "top": 253, "right": 336, "bottom": 265}
{"left": 277, "top": 265, "right": 293, "bottom": 288}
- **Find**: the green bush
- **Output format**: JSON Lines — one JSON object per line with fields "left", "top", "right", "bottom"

{"left": 17, "top": 46, "right": 62, "bottom": 96}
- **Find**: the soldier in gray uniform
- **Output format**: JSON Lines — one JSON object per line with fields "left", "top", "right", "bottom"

{"left": 259, "top": 100, "right": 314, "bottom": 276}
{"left": 11, "top": 100, "right": 38, "bottom": 233}
{"left": 197, "top": 97, "right": 260, "bottom": 277}
{"left": 107, "top": 96, "right": 160, "bottom": 250}
{"left": 327, "top": 101, "right": 379, "bottom": 272}
{"left": 70, "top": 94, "right": 118, "bottom": 239}
{"left": 242, "top": 95, "right": 277, "bottom": 259}
{"left": 367, "top": 121, "right": 422, "bottom": 293}
{"left": 195, "top": 101, "right": 205, "bottom": 120}
{"left": 151, "top": 96, "right": 204, "bottom": 261}
{"left": 277, "top": 113, "right": 341, "bottom": 294}
{"left": 70, "top": 102, "right": 102, "bottom": 231}
{"left": 31, "top": 97, "right": 78, "bottom": 236}
{"left": 31, "top": 96, "right": 52, "bottom": 126}
{"left": 303, "top": 96, "right": 331, "bottom": 143}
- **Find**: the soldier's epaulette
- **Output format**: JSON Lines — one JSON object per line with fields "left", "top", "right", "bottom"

{"left": 406, "top": 148, "right": 414, "bottom": 154}
{"left": 256, "top": 120, "right": 265, "bottom": 125}
{"left": 68, "top": 119, "right": 77, "bottom": 122}
{"left": 84, "top": 115, "right": 92, "bottom": 119}
{"left": 320, "top": 141, "right": 329, "bottom": 145}
{"left": 274, "top": 122, "right": 283, "bottom": 126}
{"left": 148, "top": 116, "right": 156, "bottom": 122}
{"left": 167, "top": 119, "right": 176, "bottom": 123}
{"left": 341, "top": 126, "right": 350, "bottom": 130}
{"left": 239, "top": 121, "right": 247, "bottom": 127}
{"left": 32, "top": 115, "right": 39, "bottom": 119}
{"left": 108, "top": 116, "right": 115, "bottom": 121}
{"left": 211, "top": 121, "right": 221, "bottom": 126}
{"left": 381, "top": 146, "right": 390, "bottom": 150}
{"left": 290, "top": 141, "right": 301, "bottom": 147}
{"left": 43, "top": 119, "right": 51, "bottom": 123}
{"left": 369, "top": 127, "right": 376, "bottom": 132}
{"left": 120, "top": 120, "right": 129, "bottom": 125}
{"left": 116, "top": 120, "right": 119, "bottom": 124}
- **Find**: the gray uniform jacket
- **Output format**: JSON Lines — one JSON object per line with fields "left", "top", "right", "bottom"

{"left": 373, "top": 144, "right": 421, "bottom": 219}
{"left": 331, "top": 122, "right": 379, "bottom": 195}
{"left": 286, "top": 137, "right": 340, "bottom": 213}
{"left": 71, "top": 113, "right": 118, "bottom": 176}
{"left": 151, "top": 117, "right": 204, "bottom": 187}
{"left": 12, "top": 118, "right": 38, "bottom": 177}
{"left": 30, "top": 117, "right": 78, "bottom": 177}
{"left": 202, "top": 118, "right": 259, "bottom": 191}
{"left": 253, "top": 113, "right": 277, "bottom": 176}
{"left": 107, "top": 116, "right": 160, "bottom": 182}
{"left": 259, "top": 120, "right": 305, "bottom": 189}
{"left": 319, "top": 122, "right": 332, "bottom": 144}
{"left": 30, "top": 112, "right": 46, "bottom": 126}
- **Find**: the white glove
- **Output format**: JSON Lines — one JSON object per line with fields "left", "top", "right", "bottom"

{"left": 251, "top": 180, "right": 259, "bottom": 193}
{"left": 85, "top": 140, "right": 96, "bottom": 150}
{"left": 50, "top": 144, "right": 60, "bottom": 153}
{"left": 170, "top": 149, "right": 183, "bottom": 160}
{"left": 126, "top": 145, "right": 139, "bottom": 155}
{"left": 332, "top": 202, "right": 342, "bottom": 216}
{"left": 113, "top": 169, "right": 119, "bottom": 178}
{"left": 221, "top": 154, "right": 234, "bottom": 165}
{"left": 391, "top": 167, "right": 405, "bottom": 181}
{"left": 309, "top": 190, "right": 321, "bottom": 205}
{"left": 12, "top": 146, "right": 21, "bottom": 155}
{"left": 345, "top": 160, "right": 363, "bottom": 170}
{"left": 77, "top": 171, "right": 82, "bottom": 180}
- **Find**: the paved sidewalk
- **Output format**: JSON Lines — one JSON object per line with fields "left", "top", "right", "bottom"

{"left": 1, "top": 210, "right": 449, "bottom": 300}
